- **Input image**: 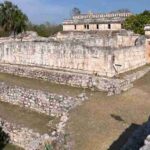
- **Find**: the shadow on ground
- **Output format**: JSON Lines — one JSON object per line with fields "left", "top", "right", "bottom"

{"left": 108, "top": 123, "right": 140, "bottom": 150}
{"left": 110, "top": 114, "right": 125, "bottom": 123}
{"left": 0, "top": 125, "right": 10, "bottom": 150}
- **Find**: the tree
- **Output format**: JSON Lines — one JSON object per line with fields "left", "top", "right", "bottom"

{"left": 124, "top": 10, "right": 150, "bottom": 35}
{"left": 0, "top": 1, "right": 28, "bottom": 37}
{"left": 71, "top": 7, "right": 81, "bottom": 16}
{"left": 110, "top": 9, "right": 131, "bottom": 13}
{"left": 27, "top": 22, "right": 62, "bottom": 37}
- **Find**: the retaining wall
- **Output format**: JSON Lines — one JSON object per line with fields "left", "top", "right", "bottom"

{"left": 0, "top": 118, "right": 51, "bottom": 150}
{"left": 0, "top": 81, "right": 88, "bottom": 117}
{"left": 0, "top": 64, "right": 130, "bottom": 94}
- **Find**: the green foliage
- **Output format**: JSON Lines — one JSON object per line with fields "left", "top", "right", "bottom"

{"left": 0, "top": 1, "right": 28, "bottom": 37}
{"left": 110, "top": 9, "right": 131, "bottom": 13}
{"left": 44, "top": 143, "right": 53, "bottom": 150}
{"left": 0, "top": 1, "right": 62, "bottom": 37}
{"left": 27, "top": 22, "right": 62, "bottom": 37}
{"left": 71, "top": 7, "right": 81, "bottom": 16}
{"left": 124, "top": 10, "right": 150, "bottom": 35}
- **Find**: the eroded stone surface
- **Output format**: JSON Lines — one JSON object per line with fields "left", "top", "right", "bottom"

{"left": 0, "top": 118, "right": 52, "bottom": 150}
{"left": 0, "top": 82, "right": 88, "bottom": 117}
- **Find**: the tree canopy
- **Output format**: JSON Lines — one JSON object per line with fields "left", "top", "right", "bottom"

{"left": 0, "top": 1, "right": 62, "bottom": 37}
{"left": 71, "top": 7, "right": 81, "bottom": 16}
{"left": 0, "top": 1, "right": 28, "bottom": 37}
{"left": 124, "top": 10, "right": 150, "bottom": 35}
{"left": 27, "top": 22, "right": 62, "bottom": 37}
{"left": 110, "top": 9, "right": 131, "bottom": 13}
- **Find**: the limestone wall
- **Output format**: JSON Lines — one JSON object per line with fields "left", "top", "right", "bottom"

{"left": 111, "top": 23, "right": 122, "bottom": 30}
{"left": 145, "top": 30, "right": 150, "bottom": 36}
{"left": 146, "top": 39, "right": 150, "bottom": 63}
{"left": 63, "top": 23, "right": 122, "bottom": 31}
{"left": 114, "top": 45, "right": 146, "bottom": 73}
{"left": 0, "top": 41, "right": 112, "bottom": 76}
{"left": 63, "top": 25, "right": 75, "bottom": 31}
{"left": 56, "top": 31, "right": 139, "bottom": 48}
{"left": 0, "top": 41, "right": 146, "bottom": 77}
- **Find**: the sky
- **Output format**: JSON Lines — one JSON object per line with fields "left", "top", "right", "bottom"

{"left": 0, "top": 0, "right": 149, "bottom": 24}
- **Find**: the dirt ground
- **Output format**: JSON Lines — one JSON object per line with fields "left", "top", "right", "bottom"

{"left": 66, "top": 72, "right": 150, "bottom": 150}
{"left": 0, "top": 71, "right": 150, "bottom": 150}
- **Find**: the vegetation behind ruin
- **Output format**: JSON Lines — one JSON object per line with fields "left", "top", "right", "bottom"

{"left": 27, "top": 22, "right": 62, "bottom": 37}
{"left": 124, "top": 10, "right": 150, "bottom": 34}
{"left": 0, "top": 1, "right": 62, "bottom": 37}
{"left": 0, "top": 1, "right": 149, "bottom": 37}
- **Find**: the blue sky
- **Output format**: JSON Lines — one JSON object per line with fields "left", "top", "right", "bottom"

{"left": 0, "top": 0, "right": 149, "bottom": 24}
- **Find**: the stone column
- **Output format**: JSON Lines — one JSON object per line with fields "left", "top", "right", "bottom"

{"left": 144, "top": 25, "right": 150, "bottom": 63}
{"left": 107, "top": 54, "right": 116, "bottom": 77}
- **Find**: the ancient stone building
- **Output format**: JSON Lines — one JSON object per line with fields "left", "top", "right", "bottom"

{"left": 63, "top": 12, "right": 132, "bottom": 31}
{"left": 0, "top": 30, "right": 147, "bottom": 78}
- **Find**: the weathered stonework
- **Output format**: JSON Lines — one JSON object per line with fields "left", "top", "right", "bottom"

{"left": 0, "top": 81, "right": 88, "bottom": 117}
{"left": 0, "top": 28, "right": 149, "bottom": 149}
{"left": 0, "top": 118, "right": 52, "bottom": 150}
{"left": 63, "top": 12, "right": 132, "bottom": 31}
{"left": 0, "top": 63, "right": 132, "bottom": 94}
{"left": 0, "top": 29, "right": 148, "bottom": 95}
{"left": 145, "top": 25, "right": 150, "bottom": 63}
{"left": 0, "top": 80, "right": 88, "bottom": 149}
{"left": 0, "top": 63, "right": 150, "bottom": 96}
{"left": 0, "top": 40, "right": 146, "bottom": 77}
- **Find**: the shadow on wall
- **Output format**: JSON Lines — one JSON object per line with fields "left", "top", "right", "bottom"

{"left": 0, "top": 125, "right": 10, "bottom": 149}
{"left": 108, "top": 123, "right": 140, "bottom": 150}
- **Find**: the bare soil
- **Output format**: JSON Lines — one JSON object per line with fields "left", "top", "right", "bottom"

{"left": 0, "top": 71, "right": 150, "bottom": 150}
{"left": 66, "top": 72, "right": 150, "bottom": 150}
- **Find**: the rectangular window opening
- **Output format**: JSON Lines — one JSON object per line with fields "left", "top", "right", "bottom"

{"left": 121, "top": 24, "right": 124, "bottom": 29}
{"left": 74, "top": 25, "right": 76, "bottom": 30}
{"left": 97, "top": 24, "right": 99, "bottom": 29}
{"left": 87, "top": 24, "right": 89, "bottom": 30}
{"left": 108, "top": 24, "right": 111, "bottom": 29}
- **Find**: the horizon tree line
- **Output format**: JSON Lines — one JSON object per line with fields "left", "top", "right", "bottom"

{"left": 0, "top": 1, "right": 149, "bottom": 37}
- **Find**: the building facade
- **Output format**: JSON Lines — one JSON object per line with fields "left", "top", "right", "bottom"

{"left": 63, "top": 12, "right": 132, "bottom": 31}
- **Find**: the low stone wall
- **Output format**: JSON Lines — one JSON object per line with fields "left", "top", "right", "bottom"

{"left": 0, "top": 64, "right": 150, "bottom": 95}
{"left": 0, "top": 81, "right": 88, "bottom": 149}
{"left": 0, "top": 81, "right": 88, "bottom": 117}
{"left": 0, "top": 63, "right": 131, "bottom": 95}
{"left": 0, "top": 118, "right": 52, "bottom": 150}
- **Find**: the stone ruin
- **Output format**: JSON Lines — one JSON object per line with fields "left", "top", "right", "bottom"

{"left": 0, "top": 81, "right": 88, "bottom": 149}
{"left": 0, "top": 28, "right": 149, "bottom": 95}
{"left": 0, "top": 27, "right": 149, "bottom": 149}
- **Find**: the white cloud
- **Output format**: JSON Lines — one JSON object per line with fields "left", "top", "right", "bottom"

{"left": 0, "top": 0, "right": 68, "bottom": 24}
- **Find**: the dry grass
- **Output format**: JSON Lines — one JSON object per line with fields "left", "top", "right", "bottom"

{"left": 4, "top": 144, "right": 24, "bottom": 150}
{"left": 0, "top": 101, "right": 54, "bottom": 134}
{"left": 0, "top": 71, "right": 150, "bottom": 150}
{"left": 66, "top": 72, "right": 150, "bottom": 150}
